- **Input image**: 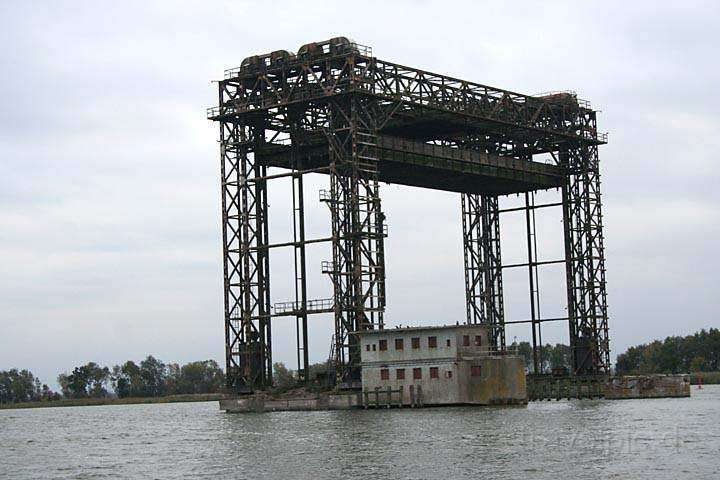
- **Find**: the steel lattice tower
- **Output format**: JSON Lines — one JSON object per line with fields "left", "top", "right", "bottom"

{"left": 209, "top": 38, "right": 609, "bottom": 391}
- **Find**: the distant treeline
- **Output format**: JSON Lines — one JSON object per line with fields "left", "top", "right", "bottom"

{"left": 272, "top": 360, "right": 333, "bottom": 392}
{"left": 615, "top": 328, "right": 720, "bottom": 375}
{"left": 511, "top": 341, "right": 571, "bottom": 373}
{"left": 0, "top": 356, "right": 224, "bottom": 404}
{"left": 512, "top": 328, "right": 720, "bottom": 377}
{"left": 0, "top": 369, "right": 59, "bottom": 404}
{"left": 4, "top": 329, "right": 719, "bottom": 403}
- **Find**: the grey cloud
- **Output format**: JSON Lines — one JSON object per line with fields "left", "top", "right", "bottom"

{"left": 1, "top": 1, "right": 719, "bottom": 387}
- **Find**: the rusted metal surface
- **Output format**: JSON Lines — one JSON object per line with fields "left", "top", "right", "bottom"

{"left": 527, "top": 374, "right": 691, "bottom": 401}
{"left": 527, "top": 375, "right": 606, "bottom": 401}
{"left": 208, "top": 38, "right": 610, "bottom": 392}
{"left": 255, "top": 134, "right": 564, "bottom": 194}
{"left": 605, "top": 375, "right": 690, "bottom": 399}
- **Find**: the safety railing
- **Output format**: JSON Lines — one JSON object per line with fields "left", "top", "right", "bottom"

{"left": 535, "top": 90, "right": 592, "bottom": 110}
{"left": 273, "top": 297, "right": 334, "bottom": 314}
{"left": 209, "top": 62, "right": 604, "bottom": 146}
{"left": 318, "top": 189, "right": 332, "bottom": 202}
{"left": 353, "top": 43, "right": 373, "bottom": 56}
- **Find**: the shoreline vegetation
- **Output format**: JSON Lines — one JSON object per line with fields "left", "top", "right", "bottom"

{"left": 615, "top": 328, "right": 720, "bottom": 379}
{"left": 1, "top": 356, "right": 225, "bottom": 409}
{"left": 3, "top": 374, "right": 716, "bottom": 411}
{"left": 3, "top": 329, "right": 718, "bottom": 409}
{"left": 0, "top": 393, "right": 224, "bottom": 410}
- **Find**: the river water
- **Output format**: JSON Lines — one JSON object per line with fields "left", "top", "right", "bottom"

{"left": 1, "top": 385, "right": 718, "bottom": 479}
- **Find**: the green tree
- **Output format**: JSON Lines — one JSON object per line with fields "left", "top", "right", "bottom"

{"left": 176, "top": 360, "right": 224, "bottom": 394}
{"left": 639, "top": 341, "right": 661, "bottom": 374}
{"left": 58, "top": 362, "right": 110, "bottom": 399}
{"left": 112, "top": 357, "right": 223, "bottom": 397}
{"left": 272, "top": 362, "right": 295, "bottom": 390}
{"left": 511, "top": 341, "right": 533, "bottom": 372}
{"left": 87, "top": 363, "right": 111, "bottom": 397}
{"left": 40, "top": 384, "right": 59, "bottom": 401}
{"left": 140, "top": 356, "right": 166, "bottom": 396}
{"left": 616, "top": 345, "right": 646, "bottom": 375}
{"left": 308, "top": 360, "right": 333, "bottom": 381}
{"left": 690, "top": 355, "right": 708, "bottom": 372}
{"left": 615, "top": 328, "right": 720, "bottom": 375}
{"left": 0, "top": 369, "right": 42, "bottom": 403}
{"left": 548, "top": 343, "right": 571, "bottom": 371}
{"left": 164, "top": 363, "right": 182, "bottom": 394}
{"left": 111, "top": 361, "right": 144, "bottom": 398}
{"left": 509, "top": 341, "right": 571, "bottom": 374}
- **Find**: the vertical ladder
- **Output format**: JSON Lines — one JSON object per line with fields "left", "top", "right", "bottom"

{"left": 526, "top": 191, "right": 543, "bottom": 374}
{"left": 291, "top": 128, "right": 309, "bottom": 382}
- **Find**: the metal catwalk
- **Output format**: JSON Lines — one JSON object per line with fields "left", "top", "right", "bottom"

{"left": 208, "top": 37, "right": 609, "bottom": 391}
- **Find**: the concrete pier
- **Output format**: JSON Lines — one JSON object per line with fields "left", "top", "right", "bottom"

{"left": 219, "top": 392, "right": 361, "bottom": 413}
{"left": 527, "top": 374, "right": 691, "bottom": 401}
{"left": 604, "top": 374, "right": 690, "bottom": 399}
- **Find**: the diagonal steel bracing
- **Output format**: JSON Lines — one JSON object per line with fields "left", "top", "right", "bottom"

{"left": 219, "top": 120, "right": 272, "bottom": 392}
{"left": 561, "top": 144, "right": 610, "bottom": 374}
{"left": 462, "top": 194, "right": 505, "bottom": 349}
{"left": 325, "top": 96, "right": 386, "bottom": 385}
{"left": 210, "top": 39, "right": 609, "bottom": 390}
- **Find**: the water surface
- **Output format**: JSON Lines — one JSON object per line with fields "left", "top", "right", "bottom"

{"left": 1, "top": 385, "right": 718, "bottom": 479}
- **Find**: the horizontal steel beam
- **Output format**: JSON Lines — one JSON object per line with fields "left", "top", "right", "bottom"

{"left": 249, "top": 237, "right": 333, "bottom": 251}
{"left": 498, "top": 202, "right": 563, "bottom": 213}
{"left": 505, "top": 316, "right": 570, "bottom": 325}
{"left": 255, "top": 135, "right": 565, "bottom": 194}
{"left": 502, "top": 259, "right": 565, "bottom": 269}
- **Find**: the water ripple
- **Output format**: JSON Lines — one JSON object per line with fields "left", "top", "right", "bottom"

{"left": 0, "top": 386, "right": 718, "bottom": 479}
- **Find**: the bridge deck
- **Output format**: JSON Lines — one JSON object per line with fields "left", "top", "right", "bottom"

{"left": 257, "top": 134, "right": 564, "bottom": 194}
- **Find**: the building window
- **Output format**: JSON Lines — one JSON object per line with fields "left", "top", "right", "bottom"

{"left": 379, "top": 339, "right": 387, "bottom": 351}
{"left": 463, "top": 335, "right": 470, "bottom": 346}
{"left": 413, "top": 368, "right": 422, "bottom": 379}
{"left": 430, "top": 367, "right": 439, "bottom": 379}
{"left": 395, "top": 338, "right": 404, "bottom": 350}
{"left": 474, "top": 335, "right": 482, "bottom": 347}
{"left": 411, "top": 337, "right": 420, "bottom": 349}
{"left": 471, "top": 365, "right": 481, "bottom": 377}
{"left": 381, "top": 368, "right": 389, "bottom": 380}
{"left": 428, "top": 336, "right": 437, "bottom": 348}
{"left": 446, "top": 371, "right": 453, "bottom": 379}
{"left": 366, "top": 344, "right": 370, "bottom": 351}
{"left": 446, "top": 339, "right": 451, "bottom": 347}
{"left": 372, "top": 344, "right": 376, "bottom": 351}
{"left": 396, "top": 369, "right": 405, "bottom": 380}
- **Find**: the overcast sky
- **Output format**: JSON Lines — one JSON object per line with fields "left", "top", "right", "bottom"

{"left": 2, "top": 1, "right": 719, "bottom": 388}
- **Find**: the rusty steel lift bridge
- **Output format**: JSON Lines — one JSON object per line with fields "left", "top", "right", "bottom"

{"left": 208, "top": 38, "right": 609, "bottom": 392}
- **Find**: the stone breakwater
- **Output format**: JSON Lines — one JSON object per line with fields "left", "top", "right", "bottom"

{"left": 220, "top": 392, "right": 361, "bottom": 413}
{"left": 605, "top": 374, "right": 690, "bottom": 399}
{"left": 222, "top": 374, "right": 691, "bottom": 412}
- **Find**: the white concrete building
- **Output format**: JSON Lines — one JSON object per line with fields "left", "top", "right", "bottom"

{"left": 359, "top": 324, "right": 526, "bottom": 406}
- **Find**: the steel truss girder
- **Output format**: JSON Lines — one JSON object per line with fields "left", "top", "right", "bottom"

{"left": 219, "top": 119, "right": 272, "bottom": 392}
{"left": 211, "top": 48, "right": 610, "bottom": 387}
{"left": 561, "top": 144, "right": 610, "bottom": 375}
{"left": 462, "top": 193, "right": 505, "bottom": 349}
{"left": 211, "top": 54, "right": 604, "bottom": 148}
{"left": 325, "top": 96, "right": 386, "bottom": 384}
